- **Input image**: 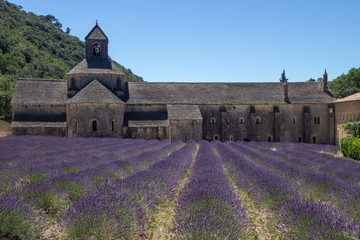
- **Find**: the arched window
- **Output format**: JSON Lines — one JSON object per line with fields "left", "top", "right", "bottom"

{"left": 314, "top": 117, "right": 317, "bottom": 124}
{"left": 298, "top": 136, "right": 302, "bottom": 143}
{"left": 213, "top": 134, "right": 220, "bottom": 141}
{"left": 317, "top": 117, "right": 320, "bottom": 124}
{"left": 211, "top": 118, "right": 216, "bottom": 124}
{"left": 184, "top": 134, "right": 188, "bottom": 142}
{"left": 93, "top": 43, "right": 101, "bottom": 56}
{"left": 229, "top": 135, "right": 234, "bottom": 141}
{"left": 73, "top": 119, "right": 78, "bottom": 133}
{"left": 225, "top": 117, "right": 230, "bottom": 125}
{"left": 239, "top": 117, "right": 244, "bottom": 124}
{"left": 312, "top": 136, "right": 317, "bottom": 144}
{"left": 256, "top": 116, "right": 262, "bottom": 124}
{"left": 293, "top": 117, "right": 297, "bottom": 124}
{"left": 268, "top": 136, "right": 272, "bottom": 142}
{"left": 92, "top": 120, "right": 97, "bottom": 132}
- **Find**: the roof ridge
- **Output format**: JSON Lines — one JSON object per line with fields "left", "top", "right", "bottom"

{"left": 85, "top": 23, "right": 108, "bottom": 40}
{"left": 128, "top": 81, "right": 317, "bottom": 85}
{"left": 18, "top": 78, "right": 66, "bottom": 82}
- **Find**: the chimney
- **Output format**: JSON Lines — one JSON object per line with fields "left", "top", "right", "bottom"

{"left": 323, "top": 69, "right": 329, "bottom": 92}
{"left": 284, "top": 81, "right": 289, "bottom": 103}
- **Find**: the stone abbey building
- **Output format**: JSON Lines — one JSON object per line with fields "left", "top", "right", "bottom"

{"left": 11, "top": 23, "right": 343, "bottom": 144}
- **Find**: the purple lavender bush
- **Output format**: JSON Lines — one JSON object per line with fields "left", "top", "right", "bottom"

{"left": 174, "top": 140, "right": 250, "bottom": 239}
{"left": 62, "top": 140, "right": 197, "bottom": 239}
{"left": 0, "top": 194, "right": 46, "bottom": 239}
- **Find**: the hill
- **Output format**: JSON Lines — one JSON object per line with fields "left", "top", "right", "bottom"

{"left": 328, "top": 67, "right": 360, "bottom": 99}
{"left": 0, "top": 0, "right": 143, "bottom": 121}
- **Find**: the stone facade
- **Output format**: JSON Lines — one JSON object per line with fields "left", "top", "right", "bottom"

{"left": 11, "top": 23, "right": 350, "bottom": 145}
{"left": 334, "top": 93, "right": 360, "bottom": 145}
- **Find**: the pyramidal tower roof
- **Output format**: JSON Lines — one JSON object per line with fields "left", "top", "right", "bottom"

{"left": 67, "top": 80, "right": 124, "bottom": 104}
{"left": 85, "top": 22, "right": 108, "bottom": 41}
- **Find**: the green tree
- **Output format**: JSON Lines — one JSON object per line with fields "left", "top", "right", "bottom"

{"left": 343, "top": 121, "right": 360, "bottom": 138}
{"left": 329, "top": 68, "right": 360, "bottom": 98}
{"left": 0, "top": 74, "right": 15, "bottom": 121}
{"left": 279, "top": 69, "right": 288, "bottom": 82}
{"left": 0, "top": 0, "right": 144, "bottom": 122}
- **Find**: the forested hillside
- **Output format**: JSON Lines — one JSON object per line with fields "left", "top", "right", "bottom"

{"left": 0, "top": 0, "right": 143, "bottom": 122}
{"left": 328, "top": 68, "right": 360, "bottom": 99}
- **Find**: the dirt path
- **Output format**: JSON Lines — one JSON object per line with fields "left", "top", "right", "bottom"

{"left": 147, "top": 144, "right": 199, "bottom": 240}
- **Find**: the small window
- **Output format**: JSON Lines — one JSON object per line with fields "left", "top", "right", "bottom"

{"left": 268, "top": 136, "right": 272, "bottom": 142}
{"left": 317, "top": 117, "right": 320, "bottom": 124}
{"left": 184, "top": 134, "right": 188, "bottom": 142}
{"left": 211, "top": 117, "right": 216, "bottom": 124}
{"left": 229, "top": 135, "right": 234, "bottom": 141}
{"left": 93, "top": 44, "right": 101, "bottom": 56}
{"left": 312, "top": 136, "right": 317, "bottom": 144}
{"left": 314, "top": 117, "right": 317, "bottom": 124}
{"left": 256, "top": 117, "right": 262, "bottom": 124}
{"left": 239, "top": 117, "right": 244, "bottom": 124}
{"left": 70, "top": 78, "right": 76, "bottom": 89}
{"left": 298, "top": 136, "right": 302, "bottom": 143}
{"left": 293, "top": 117, "right": 297, "bottom": 124}
{"left": 117, "top": 78, "right": 122, "bottom": 89}
{"left": 214, "top": 134, "right": 220, "bottom": 140}
{"left": 111, "top": 120, "right": 116, "bottom": 132}
{"left": 73, "top": 119, "right": 78, "bottom": 133}
{"left": 92, "top": 120, "right": 97, "bottom": 132}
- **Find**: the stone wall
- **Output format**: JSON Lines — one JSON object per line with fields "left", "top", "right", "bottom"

{"left": 12, "top": 104, "right": 66, "bottom": 122}
{"left": 12, "top": 126, "right": 66, "bottom": 137}
{"left": 199, "top": 103, "right": 333, "bottom": 144}
{"left": 67, "top": 103, "right": 124, "bottom": 137}
{"left": 169, "top": 119, "right": 202, "bottom": 142}
{"left": 124, "top": 126, "right": 168, "bottom": 140}
{"left": 334, "top": 101, "right": 360, "bottom": 145}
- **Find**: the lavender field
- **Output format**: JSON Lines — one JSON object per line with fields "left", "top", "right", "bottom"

{"left": 0, "top": 135, "right": 359, "bottom": 239}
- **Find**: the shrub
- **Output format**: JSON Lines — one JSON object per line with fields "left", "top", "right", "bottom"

{"left": 341, "top": 138, "right": 360, "bottom": 160}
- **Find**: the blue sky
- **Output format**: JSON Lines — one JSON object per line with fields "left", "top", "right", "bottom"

{"left": 10, "top": 0, "right": 360, "bottom": 83}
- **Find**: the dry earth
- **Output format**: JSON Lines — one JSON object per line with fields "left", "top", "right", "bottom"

{"left": 0, "top": 120, "right": 11, "bottom": 137}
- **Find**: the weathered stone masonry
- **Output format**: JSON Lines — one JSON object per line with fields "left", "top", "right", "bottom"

{"left": 11, "top": 23, "right": 352, "bottom": 145}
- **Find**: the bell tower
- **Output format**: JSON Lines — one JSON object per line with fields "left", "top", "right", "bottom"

{"left": 85, "top": 22, "right": 112, "bottom": 69}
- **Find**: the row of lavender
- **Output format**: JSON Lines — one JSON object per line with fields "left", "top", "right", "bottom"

{"left": 238, "top": 141, "right": 360, "bottom": 223}
{"left": 0, "top": 136, "right": 185, "bottom": 239}
{"left": 63, "top": 140, "right": 197, "bottom": 239}
{"left": 213, "top": 141, "right": 359, "bottom": 239}
{"left": 174, "top": 140, "right": 250, "bottom": 239}
{"left": 246, "top": 141, "right": 360, "bottom": 186}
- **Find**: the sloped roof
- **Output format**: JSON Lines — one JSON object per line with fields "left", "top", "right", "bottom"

{"left": 128, "top": 120, "right": 169, "bottom": 127}
{"left": 127, "top": 82, "right": 334, "bottom": 105}
{"left": 167, "top": 105, "right": 203, "bottom": 120}
{"left": 11, "top": 121, "right": 66, "bottom": 128}
{"left": 67, "top": 59, "right": 126, "bottom": 75}
{"left": 11, "top": 78, "right": 67, "bottom": 105}
{"left": 85, "top": 23, "right": 108, "bottom": 41}
{"left": 67, "top": 80, "right": 124, "bottom": 104}
{"left": 335, "top": 92, "right": 360, "bottom": 103}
